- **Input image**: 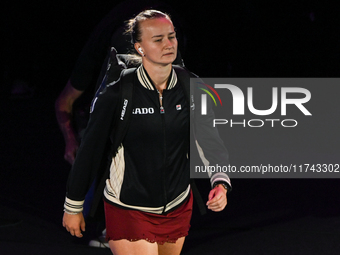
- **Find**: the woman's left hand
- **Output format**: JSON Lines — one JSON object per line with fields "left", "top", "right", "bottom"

{"left": 206, "top": 184, "right": 228, "bottom": 212}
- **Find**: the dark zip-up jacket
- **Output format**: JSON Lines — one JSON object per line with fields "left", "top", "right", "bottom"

{"left": 64, "top": 65, "right": 231, "bottom": 215}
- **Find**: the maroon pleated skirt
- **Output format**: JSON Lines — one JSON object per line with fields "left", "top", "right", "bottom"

{"left": 104, "top": 191, "right": 193, "bottom": 244}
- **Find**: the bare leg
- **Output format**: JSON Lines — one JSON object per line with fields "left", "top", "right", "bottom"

{"left": 158, "top": 237, "right": 186, "bottom": 255}
{"left": 109, "top": 239, "right": 158, "bottom": 255}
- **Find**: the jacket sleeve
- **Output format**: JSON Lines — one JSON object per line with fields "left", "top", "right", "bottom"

{"left": 64, "top": 82, "right": 120, "bottom": 213}
{"left": 192, "top": 80, "right": 232, "bottom": 192}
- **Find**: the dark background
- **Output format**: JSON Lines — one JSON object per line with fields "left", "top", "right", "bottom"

{"left": 1, "top": 0, "right": 340, "bottom": 254}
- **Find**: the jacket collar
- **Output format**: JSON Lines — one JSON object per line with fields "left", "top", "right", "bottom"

{"left": 137, "top": 65, "right": 177, "bottom": 91}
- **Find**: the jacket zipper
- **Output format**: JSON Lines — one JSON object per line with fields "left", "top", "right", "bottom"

{"left": 157, "top": 89, "right": 168, "bottom": 213}
{"left": 158, "top": 89, "right": 165, "bottom": 114}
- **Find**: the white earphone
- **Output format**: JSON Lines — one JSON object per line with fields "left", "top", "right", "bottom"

{"left": 138, "top": 47, "right": 144, "bottom": 55}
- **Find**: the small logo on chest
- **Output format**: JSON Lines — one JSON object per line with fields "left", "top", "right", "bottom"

{"left": 176, "top": 104, "right": 182, "bottom": 110}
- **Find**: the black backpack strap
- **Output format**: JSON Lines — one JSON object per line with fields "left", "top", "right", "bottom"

{"left": 94, "top": 47, "right": 126, "bottom": 96}
{"left": 173, "top": 65, "right": 196, "bottom": 119}
{"left": 172, "top": 65, "right": 191, "bottom": 102}
{"left": 89, "top": 67, "right": 136, "bottom": 218}
{"left": 110, "top": 67, "right": 136, "bottom": 151}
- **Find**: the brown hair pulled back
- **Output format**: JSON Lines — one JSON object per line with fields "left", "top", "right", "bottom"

{"left": 126, "top": 9, "right": 172, "bottom": 44}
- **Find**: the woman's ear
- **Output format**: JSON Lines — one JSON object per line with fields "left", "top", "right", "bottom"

{"left": 134, "top": 43, "right": 144, "bottom": 56}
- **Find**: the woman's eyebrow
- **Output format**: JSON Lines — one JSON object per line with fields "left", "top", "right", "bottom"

{"left": 152, "top": 34, "right": 164, "bottom": 39}
{"left": 152, "top": 31, "right": 176, "bottom": 38}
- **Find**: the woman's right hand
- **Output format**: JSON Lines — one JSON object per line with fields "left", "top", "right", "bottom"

{"left": 62, "top": 212, "right": 85, "bottom": 238}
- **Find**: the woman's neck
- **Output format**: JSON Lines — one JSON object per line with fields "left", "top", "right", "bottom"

{"left": 143, "top": 62, "right": 172, "bottom": 93}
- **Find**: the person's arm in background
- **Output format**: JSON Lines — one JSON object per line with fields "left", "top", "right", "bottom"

{"left": 54, "top": 6, "right": 123, "bottom": 166}
{"left": 54, "top": 10, "right": 113, "bottom": 165}
{"left": 55, "top": 80, "right": 83, "bottom": 165}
